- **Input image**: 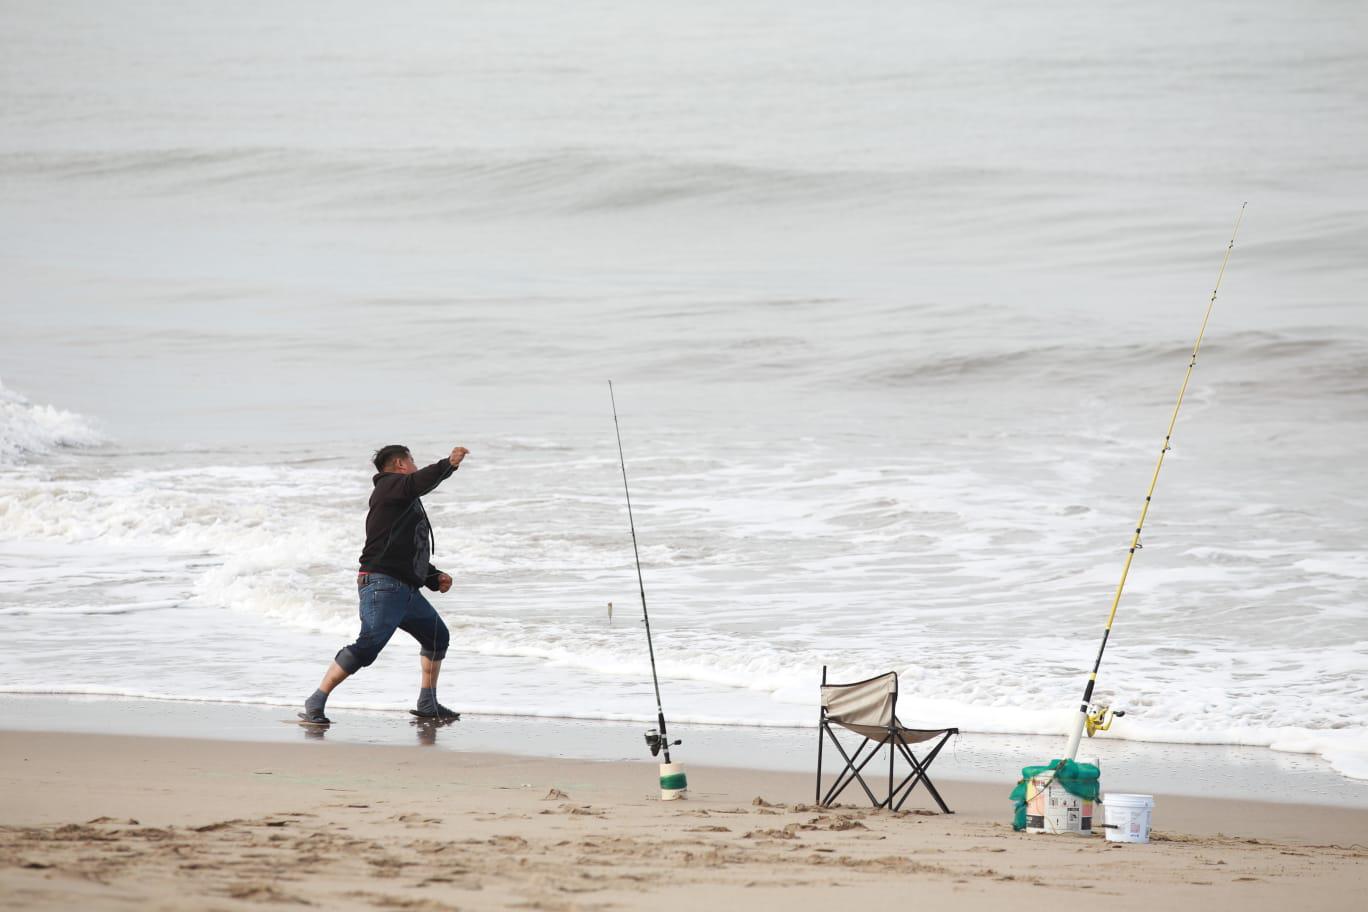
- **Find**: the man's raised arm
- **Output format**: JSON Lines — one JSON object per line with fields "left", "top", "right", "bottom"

{"left": 396, "top": 446, "right": 469, "bottom": 500}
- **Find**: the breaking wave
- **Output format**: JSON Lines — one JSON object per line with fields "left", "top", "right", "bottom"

{"left": 0, "top": 379, "right": 104, "bottom": 466}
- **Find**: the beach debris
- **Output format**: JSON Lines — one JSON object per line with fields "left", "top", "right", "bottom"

{"left": 224, "top": 883, "right": 306, "bottom": 903}
{"left": 367, "top": 855, "right": 410, "bottom": 877}
{"left": 388, "top": 813, "right": 442, "bottom": 829}
{"left": 751, "top": 796, "right": 780, "bottom": 807}
{"left": 192, "top": 819, "right": 243, "bottom": 833}
{"left": 827, "top": 817, "right": 868, "bottom": 832}
{"left": 742, "top": 826, "right": 799, "bottom": 840}
{"left": 563, "top": 804, "right": 603, "bottom": 816}
{"left": 488, "top": 834, "right": 529, "bottom": 849}
{"left": 542, "top": 788, "right": 570, "bottom": 801}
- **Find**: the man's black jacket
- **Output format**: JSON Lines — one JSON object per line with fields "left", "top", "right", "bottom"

{"left": 357, "top": 459, "right": 454, "bottom": 590}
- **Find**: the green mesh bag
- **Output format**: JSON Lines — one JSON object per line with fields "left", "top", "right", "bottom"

{"left": 1010, "top": 759, "right": 1101, "bottom": 830}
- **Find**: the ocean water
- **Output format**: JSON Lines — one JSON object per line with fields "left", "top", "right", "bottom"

{"left": 1, "top": 1, "right": 1365, "bottom": 779}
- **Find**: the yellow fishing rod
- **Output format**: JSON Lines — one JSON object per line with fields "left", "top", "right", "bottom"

{"left": 1063, "top": 203, "right": 1247, "bottom": 762}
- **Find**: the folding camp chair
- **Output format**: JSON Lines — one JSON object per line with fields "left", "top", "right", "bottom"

{"left": 815, "top": 666, "right": 958, "bottom": 813}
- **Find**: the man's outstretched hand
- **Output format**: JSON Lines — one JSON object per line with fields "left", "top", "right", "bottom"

{"left": 436, "top": 572, "right": 453, "bottom": 593}
{"left": 449, "top": 446, "right": 470, "bottom": 468}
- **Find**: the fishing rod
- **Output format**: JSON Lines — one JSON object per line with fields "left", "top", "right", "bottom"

{"left": 1063, "top": 203, "right": 1247, "bottom": 762}
{"left": 608, "top": 381, "right": 680, "bottom": 765}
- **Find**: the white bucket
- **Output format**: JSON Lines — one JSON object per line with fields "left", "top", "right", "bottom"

{"left": 1024, "top": 775, "right": 1094, "bottom": 836}
{"left": 1103, "top": 793, "right": 1154, "bottom": 843}
{"left": 659, "top": 762, "right": 687, "bottom": 801}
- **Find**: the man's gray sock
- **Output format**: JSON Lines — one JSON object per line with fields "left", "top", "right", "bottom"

{"left": 417, "top": 687, "right": 437, "bottom": 713}
{"left": 305, "top": 689, "right": 328, "bottom": 714}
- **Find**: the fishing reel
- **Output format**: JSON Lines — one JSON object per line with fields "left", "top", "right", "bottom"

{"left": 644, "top": 728, "right": 681, "bottom": 758}
{"left": 1084, "top": 703, "right": 1126, "bottom": 737}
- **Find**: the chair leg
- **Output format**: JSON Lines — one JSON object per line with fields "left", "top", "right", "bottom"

{"left": 893, "top": 733, "right": 952, "bottom": 813}
{"left": 890, "top": 731, "right": 955, "bottom": 814}
{"left": 889, "top": 744, "right": 921, "bottom": 809}
{"left": 815, "top": 713, "right": 825, "bottom": 805}
{"left": 822, "top": 736, "right": 872, "bottom": 807}
{"left": 817, "top": 667, "right": 827, "bottom": 804}
{"left": 820, "top": 729, "right": 882, "bottom": 808}
{"left": 889, "top": 735, "right": 936, "bottom": 795}
{"left": 917, "top": 770, "right": 952, "bottom": 815}
{"left": 887, "top": 732, "right": 895, "bottom": 809}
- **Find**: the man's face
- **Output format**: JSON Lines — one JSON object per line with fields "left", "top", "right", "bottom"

{"left": 389, "top": 453, "right": 418, "bottom": 475}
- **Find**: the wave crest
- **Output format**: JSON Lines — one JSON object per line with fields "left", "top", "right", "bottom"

{"left": 0, "top": 379, "right": 105, "bottom": 466}
{"left": 0, "top": 146, "right": 1030, "bottom": 217}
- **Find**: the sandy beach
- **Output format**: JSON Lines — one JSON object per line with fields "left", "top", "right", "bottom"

{"left": 3, "top": 3, "right": 1367, "bottom": 910}
{"left": 3, "top": 723, "right": 1365, "bottom": 911}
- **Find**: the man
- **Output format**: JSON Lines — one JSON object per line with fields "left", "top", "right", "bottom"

{"left": 300, "top": 443, "right": 470, "bottom": 725}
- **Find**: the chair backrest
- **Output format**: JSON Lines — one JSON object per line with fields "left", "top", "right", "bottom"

{"left": 820, "top": 671, "right": 898, "bottom": 728}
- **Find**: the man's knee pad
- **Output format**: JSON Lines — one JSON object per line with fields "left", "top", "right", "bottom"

{"left": 335, "top": 646, "right": 372, "bottom": 674}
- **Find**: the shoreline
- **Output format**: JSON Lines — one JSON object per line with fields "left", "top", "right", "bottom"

{"left": 3, "top": 693, "right": 1366, "bottom": 809}
{"left": 3, "top": 729, "right": 1365, "bottom": 910}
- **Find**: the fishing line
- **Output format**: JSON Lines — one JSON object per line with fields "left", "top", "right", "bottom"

{"left": 608, "top": 381, "right": 679, "bottom": 764}
{"left": 1063, "top": 203, "right": 1247, "bottom": 761}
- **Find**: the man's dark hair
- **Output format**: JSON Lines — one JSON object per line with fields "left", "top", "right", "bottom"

{"left": 373, "top": 444, "right": 411, "bottom": 472}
